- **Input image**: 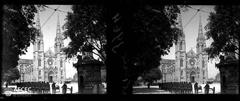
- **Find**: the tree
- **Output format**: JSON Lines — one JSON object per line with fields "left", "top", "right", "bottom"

{"left": 63, "top": 5, "right": 106, "bottom": 63}
{"left": 143, "top": 68, "right": 162, "bottom": 83}
{"left": 2, "top": 5, "right": 40, "bottom": 81}
{"left": 103, "top": 2, "right": 182, "bottom": 94}
{"left": 205, "top": 5, "right": 239, "bottom": 59}
{"left": 73, "top": 73, "right": 78, "bottom": 82}
{"left": 2, "top": 68, "right": 20, "bottom": 83}
{"left": 63, "top": 3, "right": 182, "bottom": 94}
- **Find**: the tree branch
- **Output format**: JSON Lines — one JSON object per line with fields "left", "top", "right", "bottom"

{"left": 91, "top": 51, "right": 105, "bottom": 62}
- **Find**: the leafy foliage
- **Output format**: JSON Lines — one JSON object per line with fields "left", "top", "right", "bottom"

{"left": 205, "top": 5, "right": 239, "bottom": 59}
{"left": 142, "top": 68, "right": 162, "bottom": 83}
{"left": 2, "top": 5, "right": 39, "bottom": 80}
{"left": 118, "top": 5, "right": 181, "bottom": 80}
{"left": 62, "top": 4, "right": 182, "bottom": 94}
{"left": 104, "top": 3, "right": 182, "bottom": 94}
{"left": 63, "top": 5, "right": 107, "bottom": 63}
{"left": 2, "top": 68, "right": 20, "bottom": 82}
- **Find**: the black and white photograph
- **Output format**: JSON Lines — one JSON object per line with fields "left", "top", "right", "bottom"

{"left": 1, "top": 2, "right": 239, "bottom": 97}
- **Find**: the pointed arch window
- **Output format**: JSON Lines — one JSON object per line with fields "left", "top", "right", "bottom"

{"left": 180, "top": 58, "right": 183, "bottom": 67}
{"left": 38, "top": 58, "right": 41, "bottom": 66}
{"left": 60, "top": 60, "right": 63, "bottom": 67}
{"left": 180, "top": 41, "right": 182, "bottom": 50}
{"left": 203, "top": 70, "right": 205, "bottom": 77}
{"left": 202, "top": 60, "right": 205, "bottom": 68}
{"left": 38, "top": 41, "right": 41, "bottom": 50}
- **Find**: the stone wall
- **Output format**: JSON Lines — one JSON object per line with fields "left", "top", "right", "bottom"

{"left": 216, "top": 55, "right": 239, "bottom": 94}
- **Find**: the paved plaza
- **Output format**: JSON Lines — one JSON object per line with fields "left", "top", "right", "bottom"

{"left": 133, "top": 83, "right": 220, "bottom": 94}
{"left": 133, "top": 86, "right": 172, "bottom": 94}
{"left": 2, "top": 82, "right": 220, "bottom": 95}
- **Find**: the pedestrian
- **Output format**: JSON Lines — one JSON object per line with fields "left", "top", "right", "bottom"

{"left": 147, "top": 82, "right": 151, "bottom": 89}
{"left": 62, "top": 82, "right": 67, "bottom": 94}
{"left": 158, "top": 83, "right": 161, "bottom": 89}
{"left": 5, "top": 81, "right": 8, "bottom": 88}
{"left": 204, "top": 82, "right": 210, "bottom": 94}
{"left": 188, "top": 82, "right": 192, "bottom": 94}
{"left": 194, "top": 82, "right": 198, "bottom": 94}
{"left": 52, "top": 82, "right": 56, "bottom": 94}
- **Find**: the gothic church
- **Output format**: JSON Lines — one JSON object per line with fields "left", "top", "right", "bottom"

{"left": 159, "top": 13, "right": 208, "bottom": 83}
{"left": 17, "top": 12, "right": 66, "bottom": 83}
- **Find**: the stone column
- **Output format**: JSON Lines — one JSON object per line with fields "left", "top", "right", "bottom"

{"left": 216, "top": 55, "right": 239, "bottom": 94}
{"left": 49, "top": 83, "right": 52, "bottom": 94}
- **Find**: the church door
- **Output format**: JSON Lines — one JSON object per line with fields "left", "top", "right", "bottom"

{"left": 49, "top": 76, "right": 53, "bottom": 82}
{"left": 191, "top": 76, "right": 195, "bottom": 83}
{"left": 48, "top": 71, "right": 54, "bottom": 83}
{"left": 190, "top": 71, "right": 196, "bottom": 83}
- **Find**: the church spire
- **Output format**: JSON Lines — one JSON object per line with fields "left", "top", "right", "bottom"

{"left": 36, "top": 9, "right": 43, "bottom": 38}
{"left": 196, "top": 13, "right": 206, "bottom": 54}
{"left": 55, "top": 13, "right": 63, "bottom": 43}
{"left": 56, "top": 13, "right": 61, "bottom": 38}
{"left": 55, "top": 13, "right": 64, "bottom": 53}
{"left": 177, "top": 12, "right": 185, "bottom": 40}
{"left": 197, "top": 13, "right": 205, "bottom": 41}
{"left": 178, "top": 13, "right": 183, "bottom": 32}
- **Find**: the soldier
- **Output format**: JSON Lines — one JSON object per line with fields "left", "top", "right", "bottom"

{"left": 188, "top": 82, "right": 192, "bottom": 94}
{"left": 52, "top": 82, "right": 56, "bottom": 94}
{"left": 173, "top": 82, "right": 177, "bottom": 93}
{"left": 194, "top": 82, "right": 198, "bottom": 94}
{"left": 183, "top": 82, "right": 186, "bottom": 94}
{"left": 204, "top": 82, "right": 210, "bottom": 94}
{"left": 39, "top": 82, "right": 42, "bottom": 94}
{"left": 62, "top": 82, "right": 67, "bottom": 94}
{"left": 158, "top": 83, "right": 162, "bottom": 89}
{"left": 184, "top": 82, "right": 188, "bottom": 94}
{"left": 171, "top": 82, "right": 174, "bottom": 93}
{"left": 180, "top": 82, "right": 183, "bottom": 94}
{"left": 147, "top": 82, "right": 151, "bottom": 89}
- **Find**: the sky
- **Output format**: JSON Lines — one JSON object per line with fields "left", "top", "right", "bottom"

{"left": 20, "top": 5, "right": 219, "bottom": 79}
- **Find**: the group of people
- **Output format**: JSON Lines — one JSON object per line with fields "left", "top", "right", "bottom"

{"left": 159, "top": 82, "right": 193, "bottom": 94}
{"left": 194, "top": 82, "right": 212, "bottom": 94}
{"left": 11, "top": 81, "right": 69, "bottom": 94}
{"left": 14, "top": 82, "right": 50, "bottom": 93}
{"left": 51, "top": 82, "right": 68, "bottom": 94}
{"left": 159, "top": 82, "right": 214, "bottom": 94}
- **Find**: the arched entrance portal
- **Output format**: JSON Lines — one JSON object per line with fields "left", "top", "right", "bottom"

{"left": 48, "top": 71, "right": 54, "bottom": 83}
{"left": 190, "top": 71, "right": 196, "bottom": 83}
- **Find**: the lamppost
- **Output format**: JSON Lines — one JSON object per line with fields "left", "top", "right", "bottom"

{"left": 22, "top": 67, "right": 25, "bottom": 82}
{"left": 19, "top": 65, "right": 22, "bottom": 83}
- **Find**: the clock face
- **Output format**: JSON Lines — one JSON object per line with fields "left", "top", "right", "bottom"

{"left": 48, "top": 58, "right": 53, "bottom": 65}
{"left": 190, "top": 58, "right": 195, "bottom": 66}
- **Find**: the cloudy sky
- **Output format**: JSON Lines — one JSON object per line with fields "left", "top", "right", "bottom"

{"left": 20, "top": 5, "right": 219, "bottom": 79}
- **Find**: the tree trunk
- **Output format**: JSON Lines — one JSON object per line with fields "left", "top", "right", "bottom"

{"left": 122, "top": 78, "right": 135, "bottom": 94}
{"left": 104, "top": 0, "right": 138, "bottom": 95}
{"left": 148, "top": 83, "right": 150, "bottom": 89}
{"left": 104, "top": 4, "right": 124, "bottom": 94}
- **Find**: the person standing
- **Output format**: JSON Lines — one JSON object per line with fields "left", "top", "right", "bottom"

{"left": 194, "top": 82, "right": 198, "bottom": 94}
{"left": 147, "top": 82, "right": 151, "bottom": 89}
{"left": 204, "top": 82, "right": 210, "bottom": 94}
{"left": 52, "top": 82, "right": 56, "bottom": 94}
{"left": 62, "top": 82, "right": 67, "bottom": 94}
{"left": 5, "top": 81, "right": 8, "bottom": 88}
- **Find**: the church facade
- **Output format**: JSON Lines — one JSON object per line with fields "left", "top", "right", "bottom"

{"left": 159, "top": 14, "right": 208, "bottom": 83}
{"left": 17, "top": 12, "right": 66, "bottom": 83}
